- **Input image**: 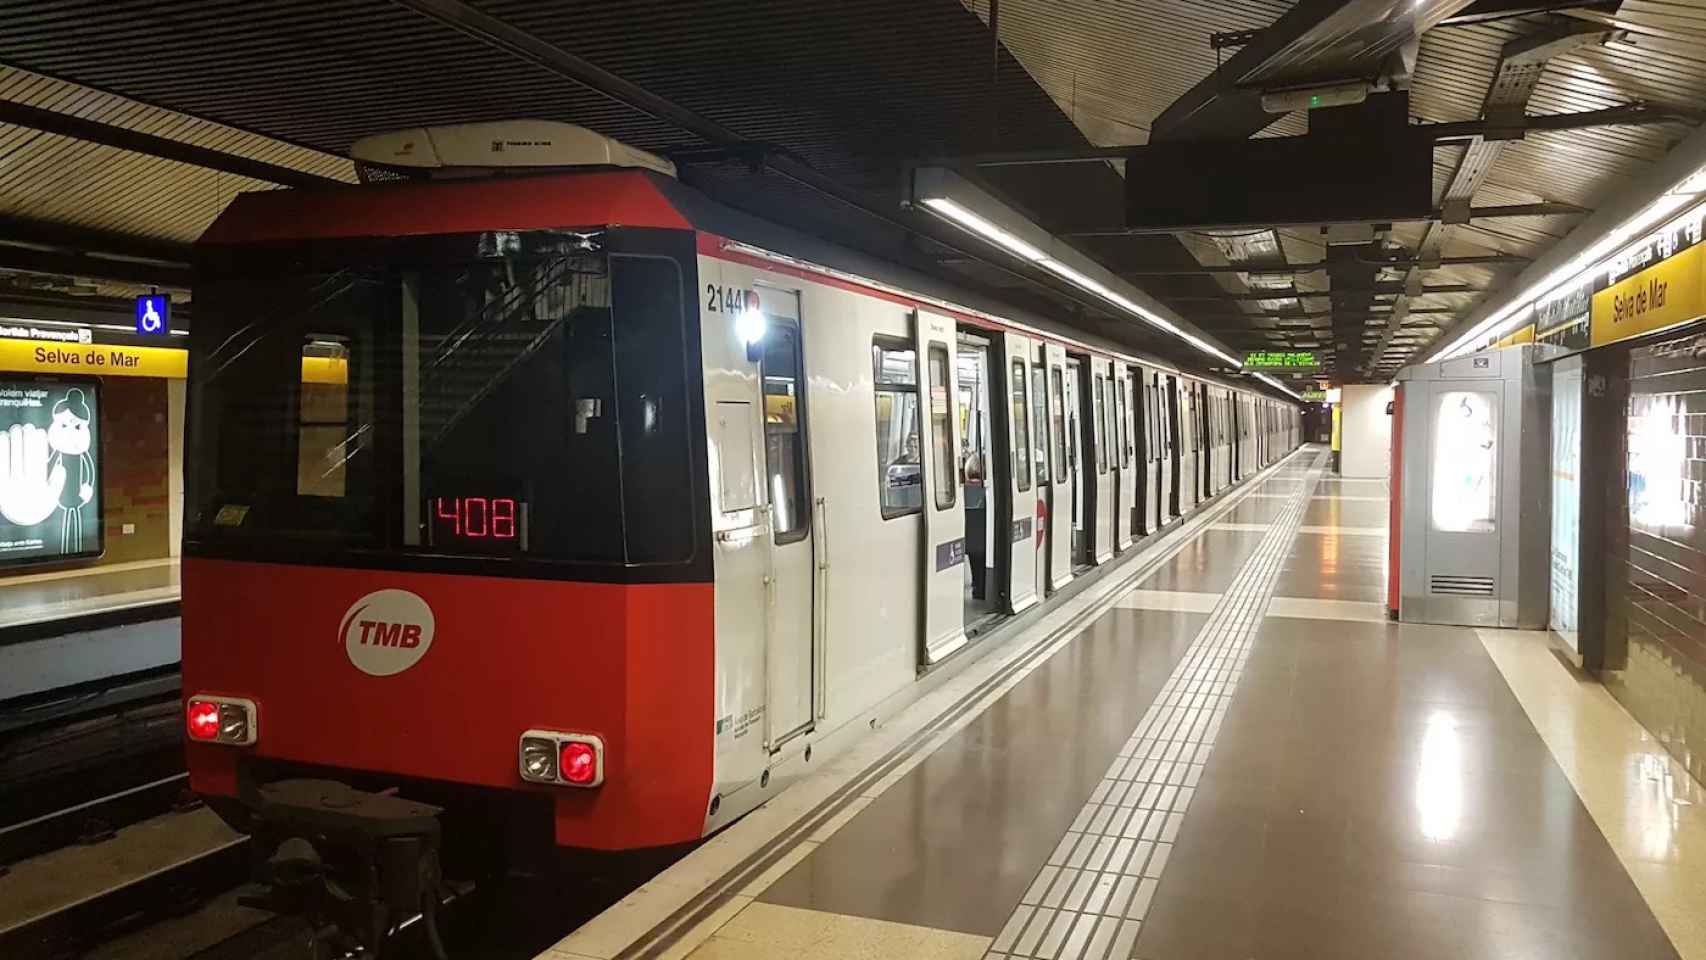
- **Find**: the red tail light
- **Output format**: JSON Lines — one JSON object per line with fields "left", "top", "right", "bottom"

{"left": 561, "top": 741, "right": 598, "bottom": 785}
{"left": 518, "top": 729, "right": 604, "bottom": 787}
{"left": 187, "top": 700, "right": 221, "bottom": 741}
{"left": 185, "top": 694, "right": 257, "bottom": 746}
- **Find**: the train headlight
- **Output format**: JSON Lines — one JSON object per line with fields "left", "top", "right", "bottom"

{"left": 518, "top": 729, "right": 605, "bottom": 788}
{"left": 186, "top": 695, "right": 257, "bottom": 746}
{"left": 737, "top": 297, "right": 767, "bottom": 362}
{"left": 519, "top": 736, "right": 558, "bottom": 783}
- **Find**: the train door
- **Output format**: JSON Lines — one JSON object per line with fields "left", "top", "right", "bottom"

{"left": 1197, "top": 384, "right": 1212, "bottom": 499}
{"left": 1002, "top": 333, "right": 1040, "bottom": 614}
{"left": 1090, "top": 357, "right": 1115, "bottom": 564}
{"left": 1066, "top": 357, "right": 1089, "bottom": 570}
{"left": 956, "top": 333, "right": 1000, "bottom": 629}
{"left": 757, "top": 299, "right": 816, "bottom": 749}
{"left": 1116, "top": 364, "right": 1136, "bottom": 550}
{"left": 1166, "top": 376, "right": 1183, "bottom": 518}
{"left": 1230, "top": 397, "right": 1243, "bottom": 480}
{"left": 1144, "top": 369, "right": 1164, "bottom": 531}
{"left": 1046, "top": 343, "right": 1074, "bottom": 589}
{"left": 1030, "top": 344, "right": 1052, "bottom": 599}
{"left": 1179, "top": 380, "right": 1199, "bottom": 514}
{"left": 916, "top": 310, "right": 966, "bottom": 665}
{"left": 1156, "top": 375, "right": 1174, "bottom": 521}
{"left": 1217, "top": 392, "right": 1233, "bottom": 490}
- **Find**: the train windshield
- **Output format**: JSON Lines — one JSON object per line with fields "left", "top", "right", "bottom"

{"left": 188, "top": 228, "right": 697, "bottom": 569}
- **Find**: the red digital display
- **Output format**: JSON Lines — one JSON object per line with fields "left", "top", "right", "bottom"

{"left": 429, "top": 497, "right": 524, "bottom": 551}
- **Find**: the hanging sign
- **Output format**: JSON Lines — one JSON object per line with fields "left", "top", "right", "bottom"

{"left": 134, "top": 294, "right": 171, "bottom": 335}
{"left": 1241, "top": 350, "right": 1320, "bottom": 371}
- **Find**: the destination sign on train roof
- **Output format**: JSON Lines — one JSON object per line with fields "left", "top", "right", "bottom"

{"left": 1241, "top": 351, "right": 1321, "bottom": 371}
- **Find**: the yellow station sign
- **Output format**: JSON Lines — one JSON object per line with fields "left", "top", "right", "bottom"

{"left": 1591, "top": 242, "right": 1706, "bottom": 347}
{"left": 0, "top": 338, "right": 188, "bottom": 379}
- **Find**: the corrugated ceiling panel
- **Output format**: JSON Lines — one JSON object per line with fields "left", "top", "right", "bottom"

{"left": 0, "top": 126, "right": 279, "bottom": 242}
{"left": 0, "top": 66, "right": 356, "bottom": 182}
{"left": 957, "top": 0, "right": 1299, "bottom": 146}
{"left": 0, "top": 64, "right": 354, "bottom": 244}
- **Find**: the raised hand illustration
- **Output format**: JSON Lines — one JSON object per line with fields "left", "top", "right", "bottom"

{"left": 0, "top": 422, "right": 66, "bottom": 526}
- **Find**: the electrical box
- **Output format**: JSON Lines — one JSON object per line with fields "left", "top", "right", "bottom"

{"left": 1393, "top": 345, "right": 1550, "bottom": 627}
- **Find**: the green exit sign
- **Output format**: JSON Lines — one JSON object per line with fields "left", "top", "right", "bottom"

{"left": 1301, "top": 389, "right": 1327, "bottom": 402}
{"left": 1242, "top": 351, "right": 1320, "bottom": 371}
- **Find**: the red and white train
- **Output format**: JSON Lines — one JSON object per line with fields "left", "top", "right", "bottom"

{"left": 181, "top": 123, "right": 1298, "bottom": 938}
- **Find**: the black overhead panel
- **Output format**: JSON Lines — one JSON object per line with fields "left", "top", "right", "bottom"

{"left": 1151, "top": 0, "right": 1481, "bottom": 142}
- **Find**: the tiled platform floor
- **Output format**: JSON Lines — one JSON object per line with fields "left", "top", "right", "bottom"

{"left": 549, "top": 450, "right": 1706, "bottom": 960}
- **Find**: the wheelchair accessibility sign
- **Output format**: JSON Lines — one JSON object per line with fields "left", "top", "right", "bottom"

{"left": 134, "top": 295, "right": 170, "bottom": 336}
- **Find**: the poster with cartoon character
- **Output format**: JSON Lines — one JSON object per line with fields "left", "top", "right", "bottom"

{"left": 0, "top": 377, "right": 101, "bottom": 563}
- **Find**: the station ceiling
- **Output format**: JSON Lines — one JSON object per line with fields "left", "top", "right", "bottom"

{"left": 0, "top": 0, "right": 1701, "bottom": 384}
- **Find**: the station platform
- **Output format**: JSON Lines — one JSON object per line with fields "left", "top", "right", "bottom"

{"left": 545, "top": 445, "right": 1706, "bottom": 960}
{"left": 0, "top": 559, "right": 181, "bottom": 702}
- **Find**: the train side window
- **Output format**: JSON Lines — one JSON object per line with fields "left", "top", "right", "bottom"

{"left": 1148, "top": 382, "right": 1159, "bottom": 461}
{"left": 297, "top": 337, "right": 350, "bottom": 497}
{"left": 1030, "top": 364, "right": 1050, "bottom": 486}
{"left": 928, "top": 344, "right": 957, "bottom": 510}
{"left": 761, "top": 322, "right": 810, "bottom": 544}
{"left": 1010, "top": 359, "right": 1032, "bottom": 492}
{"left": 1051, "top": 366, "right": 1068, "bottom": 483}
{"left": 1106, "top": 377, "right": 1120, "bottom": 467}
{"left": 871, "top": 337, "right": 922, "bottom": 519}
{"left": 1089, "top": 374, "right": 1103, "bottom": 474}
{"left": 1115, "top": 376, "right": 1128, "bottom": 469}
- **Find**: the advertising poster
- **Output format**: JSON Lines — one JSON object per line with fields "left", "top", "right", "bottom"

{"left": 0, "top": 377, "right": 101, "bottom": 564}
{"left": 1550, "top": 364, "right": 1582, "bottom": 652}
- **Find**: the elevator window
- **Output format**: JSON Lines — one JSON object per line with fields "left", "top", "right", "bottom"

{"left": 1431, "top": 390, "right": 1497, "bottom": 534}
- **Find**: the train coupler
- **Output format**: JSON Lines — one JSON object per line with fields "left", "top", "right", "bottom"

{"left": 240, "top": 778, "right": 450, "bottom": 958}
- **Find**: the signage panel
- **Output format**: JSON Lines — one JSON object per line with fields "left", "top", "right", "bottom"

{"left": 1590, "top": 242, "right": 1706, "bottom": 347}
{"left": 1241, "top": 351, "right": 1320, "bottom": 371}
{"left": 1301, "top": 389, "right": 1327, "bottom": 402}
{"left": 0, "top": 376, "right": 102, "bottom": 565}
{"left": 1550, "top": 363, "right": 1581, "bottom": 653}
{"left": 0, "top": 338, "right": 187, "bottom": 379}
{"left": 134, "top": 294, "right": 171, "bottom": 335}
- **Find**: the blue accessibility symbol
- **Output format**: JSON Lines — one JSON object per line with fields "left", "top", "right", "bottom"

{"left": 135, "top": 294, "right": 170, "bottom": 335}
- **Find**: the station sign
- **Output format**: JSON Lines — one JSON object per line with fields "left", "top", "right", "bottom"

{"left": 1301, "top": 389, "right": 1327, "bottom": 402}
{"left": 0, "top": 338, "right": 186, "bottom": 379}
{"left": 1241, "top": 350, "right": 1320, "bottom": 372}
{"left": 1591, "top": 240, "right": 1706, "bottom": 348}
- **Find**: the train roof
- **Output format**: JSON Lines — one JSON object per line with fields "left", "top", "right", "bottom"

{"left": 198, "top": 169, "right": 1288, "bottom": 402}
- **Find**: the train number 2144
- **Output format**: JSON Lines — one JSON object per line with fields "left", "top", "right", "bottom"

{"left": 705, "top": 284, "right": 757, "bottom": 313}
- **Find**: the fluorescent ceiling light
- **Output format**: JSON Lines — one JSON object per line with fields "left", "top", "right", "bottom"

{"left": 917, "top": 175, "right": 1261, "bottom": 378}
{"left": 1436, "top": 163, "right": 1706, "bottom": 361}
{"left": 921, "top": 197, "right": 1046, "bottom": 262}
{"left": 1254, "top": 372, "right": 1302, "bottom": 400}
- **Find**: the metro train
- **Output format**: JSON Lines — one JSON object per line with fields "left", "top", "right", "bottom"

{"left": 179, "top": 123, "right": 1299, "bottom": 943}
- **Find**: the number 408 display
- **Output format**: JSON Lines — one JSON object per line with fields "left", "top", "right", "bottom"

{"left": 431, "top": 496, "right": 518, "bottom": 540}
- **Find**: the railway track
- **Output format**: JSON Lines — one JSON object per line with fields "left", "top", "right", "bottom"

{"left": 0, "top": 831, "right": 251, "bottom": 958}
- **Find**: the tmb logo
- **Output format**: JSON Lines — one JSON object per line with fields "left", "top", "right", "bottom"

{"left": 340, "top": 589, "right": 436, "bottom": 677}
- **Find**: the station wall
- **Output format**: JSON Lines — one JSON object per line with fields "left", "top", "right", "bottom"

{"left": 1339, "top": 385, "right": 1392, "bottom": 479}
{"left": 98, "top": 376, "right": 174, "bottom": 565}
